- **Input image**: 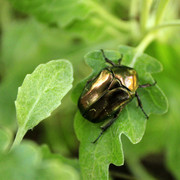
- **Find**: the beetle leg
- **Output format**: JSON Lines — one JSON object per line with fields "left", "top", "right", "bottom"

{"left": 118, "top": 54, "right": 123, "bottom": 65}
{"left": 139, "top": 81, "right": 157, "bottom": 88}
{"left": 92, "top": 110, "right": 120, "bottom": 143}
{"left": 100, "top": 49, "right": 116, "bottom": 66}
{"left": 135, "top": 92, "right": 149, "bottom": 119}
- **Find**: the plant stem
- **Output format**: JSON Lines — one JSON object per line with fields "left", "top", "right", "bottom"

{"left": 155, "top": 0, "right": 170, "bottom": 25}
{"left": 10, "top": 128, "right": 26, "bottom": 151}
{"left": 129, "top": 32, "right": 155, "bottom": 67}
{"left": 140, "top": 0, "right": 153, "bottom": 33}
{"left": 89, "top": 1, "right": 130, "bottom": 33}
{"left": 130, "top": 0, "right": 139, "bottom": 19}
{"left": 148, "top": 20, "right": 180, "bottom": 33}
{"left": 136, "top": 33, "right": 155, "bottom": 54}
{"left": 130, "top": 19, "right": 180, "bottom": 68}
{"left": 130, "top": 0, "right": 173, "bottom": 68}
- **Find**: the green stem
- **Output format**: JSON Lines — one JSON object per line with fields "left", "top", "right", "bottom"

{"left": 136, "top": 33, "right": 155, "bottom": 54}
{"left": 129, "top": 32, "right": 156, "bottom": 67}
{"left": 130, "top": 19, "right": 180, "bottom": 68}
{"left": 148, "top": 20, "right": 180, "bottom": 33}
{"left": 89, "top": 1, "right": 130, "bottom": 33}
{"left": 130, "top": 6, "right": 179, "bottom": 68}
{"left": 155, "top": 0, "right": 170, "bottom": 25}
{"left": 140, "top": 0, "right": 153, "bottom": 33}
{"left": 10, "top": 128, "right": 26, "bottom": 151}
{"left": 130, "top": 0, "right": 139, "bottom": 19}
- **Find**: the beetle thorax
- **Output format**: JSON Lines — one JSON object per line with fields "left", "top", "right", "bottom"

{"left": 112, "top": 66, "right": 138, "bottom": 93}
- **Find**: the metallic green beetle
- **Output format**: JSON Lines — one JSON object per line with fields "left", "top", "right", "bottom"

{"left": 78, "top": 50, "right": 156, "bottom": 143}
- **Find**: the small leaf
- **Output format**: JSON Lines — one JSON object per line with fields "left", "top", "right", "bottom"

{"left": 0, "top": 19, "right": 88, "bottom": 130}
{"left": 12, "top": 60, "right": 73, "bottom": 148}
{"left": 9, "top": 0, "right": 92, "bottom": 27}
{"left": 73, "top": 47, "right": 168, "bottom": 179}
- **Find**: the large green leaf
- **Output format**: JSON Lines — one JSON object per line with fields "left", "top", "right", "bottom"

{"left": 13, "top": 60, "right": 73, "bottom": 148}
{"left": 8, "top": 0, "right": 130, "bottom": 42}
{"left": 0, "top": 20, "right": 75, "bottom": 129}
{"left": 66, "top": 16, "right": 127, "bottom": 42}
{"left": 73, "top": 46, "right": 168, "bottom": 179}
{"left": 9, "top": 0, "right": 92, "bottom": 27}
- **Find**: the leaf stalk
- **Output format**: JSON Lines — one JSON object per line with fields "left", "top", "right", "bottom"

{"left": 10, "top": 127, "right": 26, "bottom": 151}
{"left": 140, "top": 0, "right": 153, "bottom": 33}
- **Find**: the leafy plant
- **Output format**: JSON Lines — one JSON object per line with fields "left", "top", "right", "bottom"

{"left": 0, "top": 0, "right": 180, "bottom": 179}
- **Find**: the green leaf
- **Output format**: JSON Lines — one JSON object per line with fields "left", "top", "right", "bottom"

{"left": 0, "top": 19, "right": 83, "bottom": 130}
{"left": 0, "top": 141, "right": 41, "bottom": 180}
{"left": 37, "top": 145, "right": 81, "bottom": 180}
{"left": 9, "top": 0, "right": 92, "bottom": 27}
{"left": 36, "top": 159, "right": 80, "bottom": 180}
{"left": 66, "top": 16, "right": 127, "bottom": 42}
{"left": 73, "top": 46, "right": 168, "bottom": 179}
{"left": 12, "top": 60, "right": 73, "bottom": 148}
{"left": 66, "top": 17, "right": 109, "bottom": 42}
{"left": 0, "top": 141, "right": 81, "bottom": 180}
{"left": 40, "top": 145, "right": 80, "bottom": 171}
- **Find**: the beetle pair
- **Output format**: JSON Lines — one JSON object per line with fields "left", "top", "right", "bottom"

{"left": 78, "top": 50, "right": 156, "bottom": 143}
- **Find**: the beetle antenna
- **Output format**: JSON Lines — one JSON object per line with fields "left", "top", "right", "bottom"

{"left": 100, "top": 49, "right": 116, "bottom": 66}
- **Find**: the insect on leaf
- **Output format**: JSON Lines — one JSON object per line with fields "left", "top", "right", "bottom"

{"left": 73, "top": 46, "right": 168, "bottom": 180}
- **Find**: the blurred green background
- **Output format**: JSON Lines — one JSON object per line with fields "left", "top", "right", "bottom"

{"left": 0, "top": 0, "right": 180, "bottom": 179}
